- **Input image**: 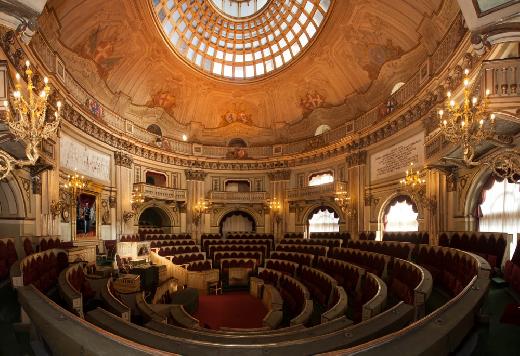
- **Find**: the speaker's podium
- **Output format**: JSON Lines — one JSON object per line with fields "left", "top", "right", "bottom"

{"left": 130, "top": 263, "right": 160, "bottom": 291}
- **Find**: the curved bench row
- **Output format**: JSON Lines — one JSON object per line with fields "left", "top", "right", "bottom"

{"left": 17, "top": 244, "right": 490, "bottom": 355}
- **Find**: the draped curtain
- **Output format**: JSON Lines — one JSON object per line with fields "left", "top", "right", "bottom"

{"left": 384, "top": 200, "right": 418, "bottom": 232}
{"left": 479, "top": 179, "right": 520, "bottom": 259}
{"left": 308, "top": 209, "right": 340, "bottom": 233}
{"left": 221, "top": 214, "right": 254, "bottom": 235}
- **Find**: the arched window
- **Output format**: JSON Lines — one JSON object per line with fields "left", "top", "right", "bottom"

{"left": 308, "top": 207, "right": 340, "bottom": 233}
{"left": 315, "top": 124, "right": 331, "bottom": 136}
{"left": 308, "top": 171, "right": 334, "bottom": 186}
{"left": 384, "top": 196, "right": 418, "bottom": 232}
{"left": 391, "top": 82, "right": 405, "bottom": 95}
{"left": 479, "top": 177, "right": 520, "bottom": 259}
{"left": 228, "top": 138, "right": 247, "bottom": 147}
{"left": 147, "top": 124, "right": 163, "bottom": 137}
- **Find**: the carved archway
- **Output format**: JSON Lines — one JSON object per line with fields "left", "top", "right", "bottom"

{"left": 377, "top": 193, "right": 420, "bottom": 234}
{"left": 214, "top": 206, "right": 261, "bottom": 230}
{"left": 136, "top": 201, "right": 177, "bottom": 228}
{"left": 218, "top": 210, "right": 257, "bottom": 235}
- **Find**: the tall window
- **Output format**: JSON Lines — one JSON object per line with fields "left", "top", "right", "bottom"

{"left": 308, "top": 208, "right": 339, "bottom": 233}
{"left": 384, "top": 200, "right": 418, "bottom": 232}
{"left": 479, "top": 178, "right": 519, "bottom": 259}
{"left": 309, "top": 172, "right": 334, "bottom": 186}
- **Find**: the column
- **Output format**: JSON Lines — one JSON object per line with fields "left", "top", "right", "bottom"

{"left": 346, "top": 150, "right": 367, "bottom": 239}
{"left": 114, "top": 152, "right": 134, "bottom": 237}
{"left": 184, "top": 169, "right": 207, "bottom": 242}
{"left": 267, "top": 169, "right": 291, "bottom": 241}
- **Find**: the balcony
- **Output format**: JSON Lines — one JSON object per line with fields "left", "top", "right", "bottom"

{"left": 287, "top": 181, "right": 347, "bottom": 200}
{"left": 133, "top": 183, "right": 187, "bottom": 201}
{"left": 208, "top": 191, "right": 267, "bottom": 203}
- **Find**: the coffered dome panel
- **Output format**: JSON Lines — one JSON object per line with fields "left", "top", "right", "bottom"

{"left": 152, "top": 0, "right": 332, "bottom": 80}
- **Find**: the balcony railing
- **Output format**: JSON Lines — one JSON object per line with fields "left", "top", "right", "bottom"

{"left": 287, "top": 181, "right": 347, "bottom": 200}
{"left": 133, "top": 183, "right": 187, "bottom": 201}
{"left": 208, "top": 191, "right": 267, "bottom": 203}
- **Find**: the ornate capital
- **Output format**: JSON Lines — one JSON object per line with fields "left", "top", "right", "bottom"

{"left": 184, "top": 169, "right": 207, "bottom": 181}
{"left": 114, "top": 151, "right": 133, "bottom": 168}
{"left": 346, "top": 150, "right": 367, "bottom": 167}
{"left": 268, "top": 169, "right": 291, "bottom": 181}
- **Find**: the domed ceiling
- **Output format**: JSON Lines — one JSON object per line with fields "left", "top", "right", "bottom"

{"left": 38, "top": 0, "right": 460, "bottom": 146}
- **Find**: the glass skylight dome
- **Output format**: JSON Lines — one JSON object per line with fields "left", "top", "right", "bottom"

{"left": 209, "top": 0, "right": 269, "bottom": 19}
{"left": 152, "top": 0, "right": 333, "bottom": 81}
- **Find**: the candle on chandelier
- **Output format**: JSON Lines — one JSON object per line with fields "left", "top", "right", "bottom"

{"left": 464, "top": 68, "right": 469, "bottom": 75}
{"left": 25, "top": 60, "right": 30, "bottom": 68}
{"left": 490, "top": 113, "right": 495, "bottom": 123}
{"left": 486, "top": 89, "right": 491, "bottom": 96}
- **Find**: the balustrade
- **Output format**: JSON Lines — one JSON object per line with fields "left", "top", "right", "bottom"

{"left": 133, "top": 183, "right": 186, "bottom": 201}
{"left": 207, "top": 191, "right": 267, "bottom": 202}
{"left": 287, "top": 181, "right": 347, "bottom": 200}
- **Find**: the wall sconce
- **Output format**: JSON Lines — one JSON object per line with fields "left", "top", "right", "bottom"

{"left": 123, "top": 188, "right": 145, "bottom": 223}
{"left": 334, "top": 190, "right": 356, "bottom": 219}
{"left": 266, "top": 198, "right": 282, "bottom": 224}
{"left": 399, "top": 162, "right": 436, "bottom": 212}
{"left": 193, "top": 199, "right": 210, "bottom": 226}
{"left": 50, "top": 199, "right": 67, "bottom": 221}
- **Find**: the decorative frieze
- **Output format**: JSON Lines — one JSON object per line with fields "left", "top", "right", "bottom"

{"left": 184, "top": 169, "right": 207, "bottom": 181}
{"left": 114, "top": 151, "right": 133, "bottom": 168}
{"left": 268, "top": 169, "right": 291, "bottom": 181}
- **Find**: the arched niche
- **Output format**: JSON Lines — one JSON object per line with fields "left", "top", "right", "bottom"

{"left": 0, "top": 174, "right": 32, "bottom": 235}
{"left": 137, "top": 203, "right": 176, "bottom": 231}
{"left": 214, "top": 206, "right": 261, "bottom": 232}
{"left": 218, "top": 210, "right": 256, "bottom": 235}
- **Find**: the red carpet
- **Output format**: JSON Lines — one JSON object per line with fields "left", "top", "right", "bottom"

{"left": 500, "top": 303, "right": 520, "bottom": 326}
{"left": 194, "top": 291, "right": 268, "bottom": 330}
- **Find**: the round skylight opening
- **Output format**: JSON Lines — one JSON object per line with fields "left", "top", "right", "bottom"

{"left": 209, "top": 0, "right": 269, "bottom": 19}
{"left": 151, "top": 0, "right": 333, "bottom": 81}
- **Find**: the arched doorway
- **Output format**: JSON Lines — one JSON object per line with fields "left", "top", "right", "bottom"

{"left": 219, "top": 211, "right": 256, "bottom": 236}
{"left": 307, "top": 206, "right": 340, "bottom": 234}
{"left": 382, "top": 195, "right": 418, "bottom": 232}
{"left": 138, "top": 206, "right": 172, "bottom": 229}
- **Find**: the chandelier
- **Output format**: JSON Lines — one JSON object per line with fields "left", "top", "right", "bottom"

{"left": 0, "top": 60, "right": 62, "bottom": 180}
{"left": 438, "top": 68, "right": 495, "bottom": 164}
{"left": 399, "top": 162, "right": 425, "bottom": 193}
{"left": 64, "top": 170, "right": 88, "bottom": 197}
{"left": 334, "top": 190, "right": 356, "bottom": 218}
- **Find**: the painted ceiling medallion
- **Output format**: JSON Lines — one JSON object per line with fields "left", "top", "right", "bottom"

{"left": 151, "top": 0, "right": 333, "bottom": 81}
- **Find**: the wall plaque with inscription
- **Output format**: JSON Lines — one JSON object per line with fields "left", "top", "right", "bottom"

{"left": 370, "top": 132, "right": 424, "bottom": 182}
{"left": 60, "top": 134, "right": 111, "bottom": 182}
